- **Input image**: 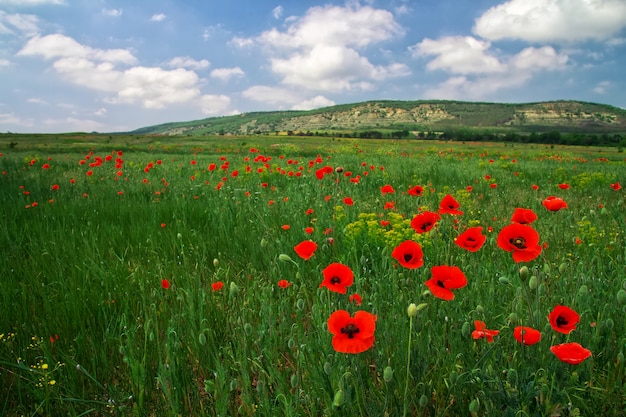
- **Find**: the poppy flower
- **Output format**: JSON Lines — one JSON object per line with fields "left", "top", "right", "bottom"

{"left": 320, "top": 263, "right": 354, "bottom": 294}
{"left": 211, "top": 281, "right": 224, "bottom": 291}
{"left": 343, "top": 197, "right": 354, "bottom": 206}
{"left": 281, "top": 224, "right": 290, "bottom": 230}
{"left": 161, "top": 279, "right": 170, "bottom": 289}
{"left": 542, "top": 196, "right": 567, "bottom": 211}
{"left": 380, "top": 184, "right": 395, "bottom": 194}
{"left": 557, "top": 183, "right": 570, "bottom": 190}
{"left": 304, "top": 227, "right": 314, "bottom": 235}
{"left": 349, "top": 293, "right": 362, "bottom": 306}
{"left": 438, "top": 194, "right": 463, "bottom": 215}
{"left": 610, "top": 182, "right": 621, "bottom": 191}
{"left": 454, "top": 227, "right": 486, "bottom": 252}
{"left": 294, "top": 240, "right": 317, "bottom": 260}
{"left": 327, "top": 310, "right": 377, "bottom": 354}
{"left": 410, "top": 211, "right": 441, "bottom": 234}
{"left": 391, "top": 240, "right": 424, "bottom": 269}
{"left": 548, "top": 305, "right": 580, "bottom": 334}
{"left": 510, "top": 208, "right": 537, "bottom": 224}
{"left": 424, "top": 265, "right": 467, "bottom": 300}
{"left": 277, "top": 279, "right": 292, "bottom": 288}
{"left": 532, "top": 184, "right": 539, "bottom": 191}
{"left": 51, "top": 184, "right": 60, "bottom": 191}
{"left": 513, "top": 326, "right": 541, "bottom": 345}
{"left": 383, "top": 201, "right": 395, "bottom": 210}
{"left": 496, "top": 223, "right": 542, "bottom": 263}
{"left": 550, "top": 342, "right": 591, "bottom": 365}
{"left": 315, "top": 166, "right": 334, "bottom": 179}
{"left": 472, "top": 320, "right": 500, "bottom": 342}
{"left": 407, "top": 185, "right": 424, "bottom": 196}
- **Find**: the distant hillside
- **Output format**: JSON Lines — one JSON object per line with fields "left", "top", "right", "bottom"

{"left": 132, "top": 100, "right": 626, "bottom": 137}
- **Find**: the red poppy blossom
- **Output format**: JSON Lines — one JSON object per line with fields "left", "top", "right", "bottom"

{"left": 380, "top": 184, "right": 395, "bottom": 194}
{"left": 211, "top": 281, "right": 224, "bottom": 291}
{"left": 51, "top": 184, "right": 60, "bottom": 191}
{"left": 548, "top": 305, "right": 580, "bottom": 334}
{"left": 349, "top": 293, "right": 362, "bottom": 306}
{"left": 294, "top": 240, "right": 317, "bottom": 260}
{"left": 407, "top": 185, "right": 424, "bottom": 196}
{"left": 161, "top": 279, "right": 170, "bottom": 289}
{"left": 315, "top": 166, "right": 334, "bottom": 179}
{"left": 424, "top": 265, "right": 467, "bottom": 300}
{"left": 454, "top": 227, "right": 486, "bottom": 252}
{"left": 327, "top": 310, "right": 377, "bottom": 354}
{"left": 532, "top": 184, "right": 539, "bottom": 190}
{"left": 496, "top": 223, "right": 542, "bottom": 263}
{"left": 550, "top": 342, "right": 591, "bottom": 364}
{"left": 610, "top": 182, "right": 621, "bottom": 191}
{"left": 343, "top": 197, "right": 354, "bottom": 205}
{"left": 304, "top": 227, "right": 314, "bottom": 234}
{"left": 438, "top": 194, "right": 463, "bottom": 215}
{"left": 320, "top": 263, "right": 354, "bottom": 294}
{"left": 472, "top": 320, "right": 500, "bottom": 343}
{"left": 510, "top": 208, "right": 537, "bottom": 224}
{"left": 513, "top": 326, "right": 541, "bottom": 345}
{"left": 391, "top": 240, "right": 424, "bottom": 269}
{"left": 557, "top": 183, "right": 570, "bottom": 189}
{"left": 542, "top": 196, "right": 568, "bottom": 211}
{"left": 383, "top": 201, "right": 395, "bottom": 210}
{"left": 281, "top": 224, "right": 290, "bottom": 230}
{"left": 410, "top": 211, "right": 441, "bottom": 234}
{"left": 277, "top": 279, "right": 292, "bottom": 288}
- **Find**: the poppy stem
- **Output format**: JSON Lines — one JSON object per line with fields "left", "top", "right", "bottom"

{"left": 403, "top": 315, "right": 413, "bottom": 417}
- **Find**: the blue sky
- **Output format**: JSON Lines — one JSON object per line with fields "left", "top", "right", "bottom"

{"left": 1, "top": 0, "right": 625, "bottom": 133}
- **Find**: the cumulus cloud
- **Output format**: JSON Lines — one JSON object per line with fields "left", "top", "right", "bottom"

{"left": 200, "top": 94, "right": 231, "bottom": 115}
{"left": 150, "top": 13, "right": 166, "bottom": 22}
{"left": 242, "top": 85, "right": 334, "bottom": 111}
{"left": 16, "top": 34, "right": 216, "bottom": 110}
{"left": 0, "top": 11, "right": 40, "bottom": 36}
{"left": 237, "top": 4, "right": 407, "bottom": 92}
{"left": 291, "top": 95, "right": 335, "bottom": 110}
{"left": 413, "top": 35, "right": 568, "bottom": 100}
{"left": 102, "top": 8, "right": 122, "bottom": 17}
{"left": 210, "top": 67, "right": 244, "bottom": 81}
{"left": 474, "top": 0, "right": 626, "bottom": 43}
{"left": 167, "top": 56, "right": 210, "bottom": 70}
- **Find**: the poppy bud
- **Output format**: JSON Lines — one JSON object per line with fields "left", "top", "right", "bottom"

{"left": 279, "top": 254, "right": 293, "bottom": 262}
{"left": 578, "top": 285, "right": 588, "bottom": 297}
{"left": 260, "top": 238, "right": 267, "bottom": 248}
{"left": 558, "top": 262, "right": 567, "bottom": 274}
{"left": 461, "top": 321, "right": 471, "bottom": 337}
{"left": 543, "top": 263, "right": 551, "bottom": 274}
{"left": 476, "top": 305, "right": 484, "bottom": 315}
{"left": 177, "top": 233, "right": 183, "bottom": 240}
{"left": 419, "top": 394, "right": 428, "bottom": 408}
{"left": 335, "top": 166, "right": 344, "bottom": 173}
{"left": 407, "top": 303, "right": 419, "bottom": 318}
{"left": 383, "top": 366, "right": 394, "bottom": 383}
{"left": 332, "top": 389, "right": 344, "bottom": 407}
{"left": 507, "top": 313, "right": 519, "bottom": 326}
{"left": 469, "top": 398, "right": 480, "bottom": 414}
{"left": 617, "top": 289, "right": 626, "bottom": 305}
{"left": 519, "top": 266, "right": 530, "bottom": 281}
{"left": 323, "top": 362, "right": 332, "bottom": 375}
{"left": 198, "top": 332, "right": 207, "bottom": 346}
{"left": 600, "top": 207, "right": 608, "bottom": 215}
{"left": 602, "top": 318, "right": 614, "bottom": 331}
{"left": 229, "top": 282, "right": 239, "bottom": 297}
{"left": 498, "top": 276, "right": 510, "bottom": 285}
{"left": 213, "top": 258, "right": 219, "bottom": 267}
{"left": 528, "top": 275, "right": 538, "bottom": 290}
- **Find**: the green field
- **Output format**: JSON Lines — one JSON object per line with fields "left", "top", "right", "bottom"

{"left": 1, "top": 134, "right": 624, "bottom": 416}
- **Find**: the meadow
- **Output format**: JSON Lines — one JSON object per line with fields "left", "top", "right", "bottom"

{"left": 0, "top": 134, "right": 624, "bottom": 416}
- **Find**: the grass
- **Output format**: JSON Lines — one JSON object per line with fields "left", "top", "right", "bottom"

{"left": 0, "top": 134, "right": 624, "bottom": 416}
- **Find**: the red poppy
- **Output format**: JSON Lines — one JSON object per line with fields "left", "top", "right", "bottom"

{"left": 424, "top": 265, "right": 467, "bottom": 300}
{"left": 532, "top": 184, "right": 539, "bottom": 190}
{"left": 542, "top": 196, "right": 567, "bottom": 211}
{"left": 383, "top": 201, "right": 395, "bottom": 210}
{"left": 510, "top": 208, "right": 537, "bottom": 224}
{"left": 211, "top": 281, "right": 224, "bottom": 291}
{"left": 343, "top": 197, "right": 354, "bottom": 206}
{"left": 281, "top": 224, "right": 290, "bottom": 230}
{"left": 349, "top": 293, "right": 362, "bottom": 306}
{"left": 391, "top": 240, "right": 424, "bottom": 269}
{"left": 320, "top": 263, "right": 354, "bottom": 294}
{"left": 410, "top": 211, "right": 441, "bottom": 234}
{"left": 610, "top": 182, "right": 621, "bottom": 191}
{"left": 454, "top": 227, "right": 486, "bottom": 252}
{"left": 496, "top": 223, "right": 542, "bottom": 263}
{"left": 51, "top": 184, "right": 60, "bottom": 191}
{"left": 407, "top": 185, "right": 424, "bottom": 196}
{"left": 438, "top": 194, "right": 463, "bottom": 215}
{"left": 277, "top": 279, "right": 292, "bottom": 288}
{"left": 380, "top": 220, "right": 390, "bottom": 227}
{"left": 380, "top": 184, "right": 395, "bottom": 195}
{"left": 304, "top": 227, "right": 314, "bottom": 234}
{"left": 327, "top": 310, "right": 377, "bottom": 354}
{"left": 557, "top": 183, "right": 570, "bottom": 190}
{"left": 315, "top": 166, "right": 334, "bottom": 179}
{"left": 294, "top": 240, "right": 317, "bottom": 260}
{"left": 513, "top": 326, "right": 541, "bottom": 345}
{"left": 550, "top": 342, "right": 591, "bottom": 364}
{"left": 161, "top": 279, "right": 170, "bottom": 289}
{"left": 472, "top": 321, "right": 499, "bottom": 342}
{"left": 548, "top": 305, "right": 580, "bottom": 334}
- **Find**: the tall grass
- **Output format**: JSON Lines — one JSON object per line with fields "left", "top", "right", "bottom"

{"left": 0, "top": 136, "right": 624, "bottom": 416}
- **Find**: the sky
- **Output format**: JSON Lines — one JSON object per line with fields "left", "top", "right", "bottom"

{"left": 1, "top": 0, "right": 625, "bottom": 133}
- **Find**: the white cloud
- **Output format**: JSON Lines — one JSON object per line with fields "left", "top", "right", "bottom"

{"left": 411, "top": 36, "right": 505, "bottom": 74}
{"left": 102, "top": 8, "right": 122, "bottom": 17}
{"left": 230, "top": 36, "right": 254, "bottom": 48}
{"left": 167, "top": 56, "right": 210, "bottom": 70}
{"left": 593, "top": 81, "right": 612, "bottom": 94}
{"left": 27, "top": 97, "right": 47, "bottom": 105}
{"left": 0, "top": 11, "right": 40, "bottom": 36}
{"left": 272, "top": 5, "right": 283, "bottom": 20}
{"left": 474, "top": 0, "right": 626, "bottom": 43}
{"left": 0, "top": 58, "right": 11, "bottom": 68}
{"left": 210, "top": 67, "right": 244, "bottom": 81}
{"left": 199, "top": 94, "right": 231, "bottom": 115}
{"left": 150, "top": 13, "right": 166, "bottom": 22}
{"left": 291, "top": 95, "right": 335, "bottom": 110}
{"left": 0, "top": 112, "right": 31, "bottom": 127}
{"left": 94, "top": 107, "right": 107, "bottom": 117}
{"left": 242, "top": 85, "right": 302, "bottom": 105}
{"left": 18, "top": 34, "right": 137, "bottom": 64}
{"left": 0, "top": 0, "right": 64, "bottom": 5}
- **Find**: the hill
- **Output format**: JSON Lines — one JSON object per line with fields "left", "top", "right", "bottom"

{"left": 132, "top": 100, "right": 626, "bottom": 138}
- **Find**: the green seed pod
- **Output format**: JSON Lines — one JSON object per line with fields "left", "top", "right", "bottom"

{"left": 498, "top": 276, "right": 510, "bottom": 285}
{"left": 538, "top": 283, "right": 546, "bottom": 295}
{"left": 616, "top": 289, "right": 626, "bottom": 305}
{"left": 543, "top": 263, "right": 551, "bottom": 274}
{"left": 558, "top": 262, "right": 567, "bottom": 274}
{"left": 519, "top": 266, "right": 530, "bottom": 281}
{"left": 332, "top": 389, "right": 344, "bottom": 407}
{"left": 418, "top": 394, "right": 428, "bottom": 408}
{"left": 229, "top": 282, "right": 240, "bottom": 297}
{"left": 476, "top": 305, "right": 484, "bottom": 315}
{"left": 469, "top": 398, "right": 480, "bottom": 414}
{"left": 323, "top": 362, "right": 332, "bottom": 375}
{"left": 260, "top": 238, "right": 267, "bottom": 248}
{"left": 278, "top": 254, "right": 293, "bottom": 262}
{"left": 578, "top": 285, "right": 588, "bottom": 296}
{"left": 461, "top": 321, "right": 471, "bottom": 338}
{"left": 507, "top": 313, "right": 519, "bottom": 326}
{"left": 383, "top": 366, "right": 394, "bottom": 383}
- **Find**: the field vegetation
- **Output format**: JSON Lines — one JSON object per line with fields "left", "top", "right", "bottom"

{"left": 0, "top": 133, "right": 624, "bottom": 416}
